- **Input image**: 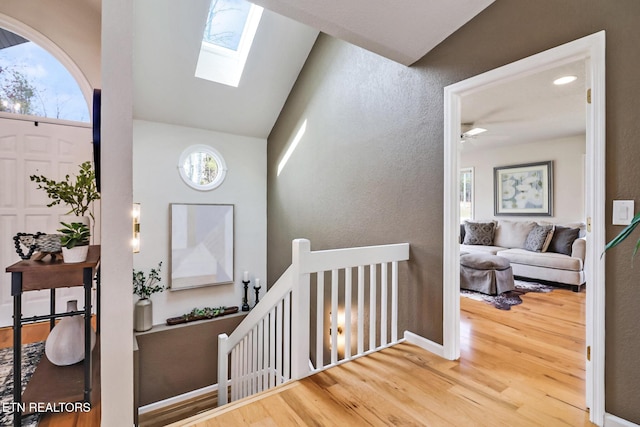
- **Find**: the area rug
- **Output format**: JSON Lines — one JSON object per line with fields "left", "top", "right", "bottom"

{"left": 0, "top": 341, "right": 44, "bottom": 427}
{"left": 461, "top": 280, "right": 555, "bottom": 310}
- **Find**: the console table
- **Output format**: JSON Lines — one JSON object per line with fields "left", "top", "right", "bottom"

{"left": 5, "top": 245, "right": 100, "bottom": 427}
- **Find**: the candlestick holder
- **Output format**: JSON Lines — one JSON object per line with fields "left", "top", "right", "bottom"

{"left": 253, "top": 285, "right": 261, "bottom": 307}
{"left": 242, "top": 280, "right": 250, "bottom": 311}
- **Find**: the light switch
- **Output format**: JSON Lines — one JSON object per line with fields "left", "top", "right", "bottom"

{"left": 613, "top": 200, "right": 635, "bottom": 225}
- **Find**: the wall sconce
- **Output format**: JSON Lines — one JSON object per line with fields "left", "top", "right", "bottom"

{"left": 132, "top": 203, "right": 141, "bottom": 253}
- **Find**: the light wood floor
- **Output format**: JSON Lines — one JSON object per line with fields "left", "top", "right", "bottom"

{"left": 0, "top": 287, "right": 590, "bottom": 426}
{"left": 0, "top": 319, "right": 101, "bottom": 426}
{"left": 171, "top": 287, "right": 593, "bottom": 427}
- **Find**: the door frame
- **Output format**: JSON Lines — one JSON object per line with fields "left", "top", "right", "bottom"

{"left": 442, "top": 31, "right": 606, "bottom": 425}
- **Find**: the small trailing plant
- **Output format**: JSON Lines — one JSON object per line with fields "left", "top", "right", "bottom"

{"left": 30, "top": 161, "right": 100, "bottom": 220}
{"left": 187, "top": 306, "right": 225, "bottom": 319}
{"left": 57, "top": 222, "right": 90, "bottom": 249}
{"left": 133, "top": 262, "right": 164, "bottom": 300}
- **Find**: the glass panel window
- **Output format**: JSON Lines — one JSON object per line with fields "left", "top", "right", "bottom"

{"left": 203, "top": 0, "right": 253, "bottom": 51}
{"left": 0, "top": 28, "right": 89, "bottom": 122}
{"left": 460, "top": 167, "right": 474, "bottom": 222}
{"left": 195, "top": 0, "right": 263, "bottom": 87}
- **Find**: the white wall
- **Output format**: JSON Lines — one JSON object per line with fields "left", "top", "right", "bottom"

{"left": 133, "top": 120, "right": 267, "bottom": 325}
{"left": 101, "top": 0, "right": 133, "bottom": 424}
{"left": 461, "top": 135, "right": 585, "bottom": 222}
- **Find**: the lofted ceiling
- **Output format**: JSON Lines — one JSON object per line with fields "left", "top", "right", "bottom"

{"left": 133, "top": 0, "right": 496, "bottom": 138}
{"left": 460, "top": 59, "right": 587, "bottom": 151}
{"left": 249, "top": 0, "right": 495, "bottom": 66}
{"left": 133, "top": 0, "right": 318, "bottom": 139}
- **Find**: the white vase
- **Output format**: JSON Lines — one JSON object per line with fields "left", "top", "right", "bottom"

{"left": 61, "top": 245, "right": 89, "bottom": 263}
{"left": 45, "top": 300, "right": 96, "bottom": 366}
{"left": 134, "top": 298, "right": 153, "bottom": 332}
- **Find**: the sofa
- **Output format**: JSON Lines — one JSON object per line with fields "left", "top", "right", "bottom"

{"left": 460, "top": 219, "right": 586, "bottom": 291}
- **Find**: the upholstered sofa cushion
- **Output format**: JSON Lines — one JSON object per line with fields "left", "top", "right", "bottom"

{"left": 460, "top": 244, "right": 503, "bottom": 255}
{"left": 493, "top": 220, "right": 536, "bottom": 248}
{"left": 497, "top": 248, "right": 583, "bottom": 272}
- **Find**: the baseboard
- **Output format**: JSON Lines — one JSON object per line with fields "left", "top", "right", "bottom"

{"left": 605, "top": 413, "right": 640, "bottom": 427}
{"left": 138, "top": 384, "right": 218, "bottom": 415}
{"left": 403, "top": 331, "right": 445, "bottom": 358}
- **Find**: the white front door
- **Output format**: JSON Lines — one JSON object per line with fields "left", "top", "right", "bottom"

{"left": 0, "top": 116, "right": 99, "bottom": 327}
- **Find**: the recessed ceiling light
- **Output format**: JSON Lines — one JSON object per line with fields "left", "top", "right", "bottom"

{"left": 553, "top": 75, "right": 578, "bottom": 85}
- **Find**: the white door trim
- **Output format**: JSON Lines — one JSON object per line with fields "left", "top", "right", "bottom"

{"left": 442, "top": 31, "right": 606, "bottom": 426}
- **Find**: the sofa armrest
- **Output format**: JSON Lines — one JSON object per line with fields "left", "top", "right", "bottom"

{"left": 571, "top": 237, "right": 586, "bottom": 261}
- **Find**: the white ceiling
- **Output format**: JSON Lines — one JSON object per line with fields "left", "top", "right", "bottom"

{"left": 133, "top": 0, "right": 496, "bottom": 138}
{"left": 249, "top": 0, "right": 495, "bottom": 66}
{"left": 133, "top": 0, "right": 318, "bottom": 139}
{"left": 460, "top": 59, "right": 587, "bottom": 151}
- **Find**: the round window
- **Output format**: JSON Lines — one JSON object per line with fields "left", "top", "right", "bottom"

{"left": 178, "top": 145, "right": 227, "bottom": 191}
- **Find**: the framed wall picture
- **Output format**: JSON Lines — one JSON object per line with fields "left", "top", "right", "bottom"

{"left": 494, "top": 161, "right": 553, "bottom": 216}
{"left": 170, "top": 203, "right": 234, "bottom": 290}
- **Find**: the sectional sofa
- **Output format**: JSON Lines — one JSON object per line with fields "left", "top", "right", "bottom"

{"left": 460, "top": 219, "right": 586, "bottom": 291}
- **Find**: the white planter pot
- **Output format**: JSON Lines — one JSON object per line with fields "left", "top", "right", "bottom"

{"left": 45, "top": 300, "right": 96, "bottom": 366}
{"left": 62, "top": 245, "right": 89, "bottom": 263}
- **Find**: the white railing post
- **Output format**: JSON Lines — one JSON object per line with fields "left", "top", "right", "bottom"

{"left": 291, "top": 239, "right": 311, "bottom": 380}
{"left": 217, "top": 333, "right": 229, "bottom": 406}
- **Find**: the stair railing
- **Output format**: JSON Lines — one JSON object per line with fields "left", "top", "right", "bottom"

{"left": 217, "top": 238, "right": 410, "bottom": 405}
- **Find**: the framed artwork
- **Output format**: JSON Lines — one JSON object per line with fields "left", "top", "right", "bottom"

{"left": 170, "top": 203, "right": 234, "bottom": 290}
{"left": 494, "top": 161, "right": 553, "bottom": 216}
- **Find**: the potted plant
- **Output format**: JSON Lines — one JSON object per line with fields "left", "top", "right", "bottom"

{"left": 58, "top": 222, "right": 90, "bottom": 263}
{"left": 133, "top": 262, "right": 164, "bottom": 332}
{"left": 602, "top": 212, "right": 640, "bottom": 258}
{"left": 30, "top": 161, "right": 100, "bottom": 227}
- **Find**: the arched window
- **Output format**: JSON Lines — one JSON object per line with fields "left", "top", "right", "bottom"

{"left": 0, "top": 27, "right": 89, "bottom": 122}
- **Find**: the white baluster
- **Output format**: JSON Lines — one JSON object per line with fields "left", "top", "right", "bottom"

{"left": 381, "top": 262, "right": 388, "bottom": 347}
{"left": 276, "top": 301, "right": 283, "bottom": 385}
{"left": 283, "top": 291, "right": 291, "bottom": 381}
{"left": 331, "top": 269, "right": 339, "bottom": 364}
{"left": 345, "top": 267, "right": 352, "bottom": 360}
{"left": 369, "top": 264, "right": 377, "bottom": 351}
{"left": 392, "top": 261, "right": 398, "bottom": 343}
{"left": 357, "top": 265, "right": 364, "bottom": 355}
{"left": 316, "top": 271, "right": 324, "bottom": 370}
{"left": 269, "top": 309, "right": 276, "bottom": 388}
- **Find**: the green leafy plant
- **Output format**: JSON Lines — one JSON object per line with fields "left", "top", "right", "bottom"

{"left": 602, "top": 212, "right": 640, "bottom": 259}
{"left": 30, "top": 161, "right": 100, "bottom": 220}
{"left": 133, "top": 262, "right": 164, "bottom": 300}
{"left": 57, "top": 222, "right": 90, "bottom": 249}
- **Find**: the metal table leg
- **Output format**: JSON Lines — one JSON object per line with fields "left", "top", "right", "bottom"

{"left": 11, "top": 272, "right": 22, "bottom": 427}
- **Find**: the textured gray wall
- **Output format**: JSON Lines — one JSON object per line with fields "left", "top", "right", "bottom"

{"left": 267, "top": 1, "right": 640, "bottom": 422}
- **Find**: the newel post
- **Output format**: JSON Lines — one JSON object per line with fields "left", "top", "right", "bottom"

{"left": 290, "top": 239, "right": 311, "bottom": 380}
{"left": 217, "top": 333, "right": 229, "bottom": 406}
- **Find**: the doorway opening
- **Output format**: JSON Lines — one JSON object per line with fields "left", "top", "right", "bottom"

{"left": 443, "top": 31, "right": 606, "bottom": 426}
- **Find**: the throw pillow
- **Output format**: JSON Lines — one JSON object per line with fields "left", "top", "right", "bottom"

{"left": 541, "top": 225, "right": 555, "bottom": 252}
{"left": 493, "top": 220, "right": 536, "bottom": 248}
{"left": 463, "top": 221, "right": 496, "bottom": 246}
{"left": 524, "top": 225, "right": 554, "bottom": 252}
{"left": 547, "top": 226, "right": 580, "bottom": 256}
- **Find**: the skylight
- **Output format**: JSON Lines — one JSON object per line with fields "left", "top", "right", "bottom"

{"left": 195, "top": 0, "right": 263, "bottom": 87}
